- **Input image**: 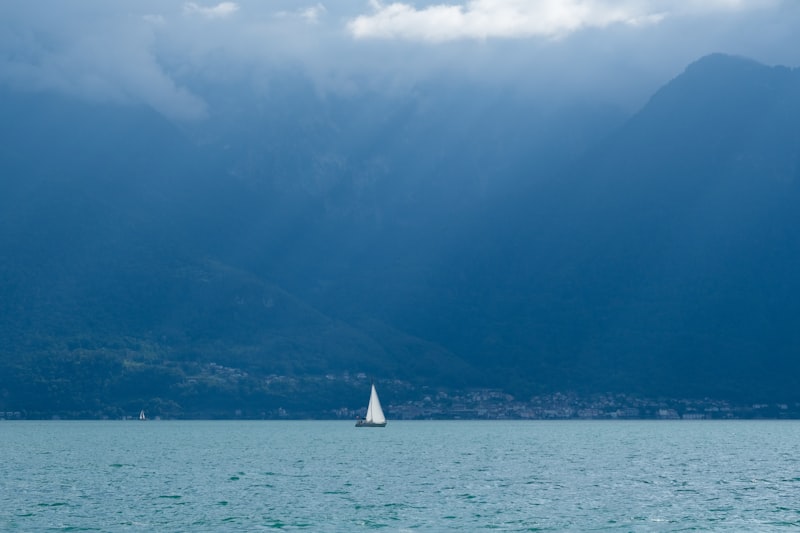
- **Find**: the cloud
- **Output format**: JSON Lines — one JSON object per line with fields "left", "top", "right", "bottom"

{"left": 274, "top": 3, "right": 328, "bottom": 24}
{"left": 348, "top": 0, "right": 657, "bottom": 41}
{"left": 301, "top": 3, "right": 328, "bottom": 23}
{"left": 183, "top": 2, "right": 239, "bottom": 19}
{"left": 347, "top": 0, "right": 779, "bottom": 41}
{"left": 0, "top": 2, "right": 209, "bottom": 121}
{"left": 0, "top": 0, "right": 796, "bottom": 121}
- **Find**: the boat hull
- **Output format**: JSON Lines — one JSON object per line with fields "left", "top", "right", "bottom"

{"left": 355, "top": 420, "right": 387, "bottom": 427}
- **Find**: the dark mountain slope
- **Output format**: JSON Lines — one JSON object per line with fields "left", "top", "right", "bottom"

{"left": 0, "top": 90, "right": 475, "bottom": 416}
{"left": 470, "top": 54, "right": 800, "bottom": 399}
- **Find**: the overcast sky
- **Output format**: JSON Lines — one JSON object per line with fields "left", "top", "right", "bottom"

{"left": 1, "top": 0, "right": 798, "bottom": 120}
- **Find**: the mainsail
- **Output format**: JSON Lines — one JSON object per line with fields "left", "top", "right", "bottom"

{"left": 365, "top": 383, "right": 386, "bottom": 425}
{"left": 356, "top": 382, "right": 387, "bottom": 427}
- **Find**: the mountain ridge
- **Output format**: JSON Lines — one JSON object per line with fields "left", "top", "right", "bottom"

{"left": 2, "top": 53, "right": 800, "bottom": 417}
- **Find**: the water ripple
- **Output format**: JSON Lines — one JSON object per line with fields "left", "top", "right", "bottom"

{"left": 2, "top": 420, "right": 800, "bottom": 530}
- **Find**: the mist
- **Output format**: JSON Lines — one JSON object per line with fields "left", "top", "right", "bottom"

{"left": 2, "top": 1, "right": 799, "bottom": 120}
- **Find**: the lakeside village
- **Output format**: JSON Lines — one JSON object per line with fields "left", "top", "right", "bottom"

{"left": 329, "top": 373, "right": 800, "bottom": 420}
{"left": 2, "top": 369, "right": 799, "bottom": 420}
{"left": 1, "top": 392, "right": 797, "bottom": 421}
{"left": 337, "top": 388, "right": 800, "bottom": 421}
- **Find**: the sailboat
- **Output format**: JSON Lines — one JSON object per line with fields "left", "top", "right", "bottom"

{"left": 355, "top": 382, "right": 387, "bottom": 427}
{"left": 139, "top": 410, "right": 146, "bottom": 421}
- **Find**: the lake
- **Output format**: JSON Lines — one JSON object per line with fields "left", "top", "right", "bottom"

{"left": 2, "top": 420, "right": 799, "bottom": 530}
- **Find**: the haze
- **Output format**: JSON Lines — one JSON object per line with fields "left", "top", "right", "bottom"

{"left": 2, "top": 1, "right": 799, "bottom": 120}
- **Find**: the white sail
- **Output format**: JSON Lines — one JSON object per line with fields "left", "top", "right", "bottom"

{"left": 366, "top": 383, "right": 386, "bottom": 425}
{"left": 139, "top": 410, "right": 146, "bottom": 421}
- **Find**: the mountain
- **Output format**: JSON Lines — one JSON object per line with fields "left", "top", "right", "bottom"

{"left": 0, "top": 90, "right": 482, "bottom": 417}
{"left": 474, "top": 53, "right": 800, "bottom": 399}
{"left": 1, "top": 54, "right": 799, "bottom": 417}
{"left": 290, "top": 53, "right": 800, "bottom": 402}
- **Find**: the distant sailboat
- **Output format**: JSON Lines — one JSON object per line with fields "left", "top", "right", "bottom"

{"left": 139, "top": 410, "right": 146, "bottom": 421}
{"left": 356, "top": 383, "right": 387, "bottom": 427}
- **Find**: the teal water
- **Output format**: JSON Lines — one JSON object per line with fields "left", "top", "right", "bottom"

{"left": 2, "top": 420, "right": 800, "bottom": 531}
